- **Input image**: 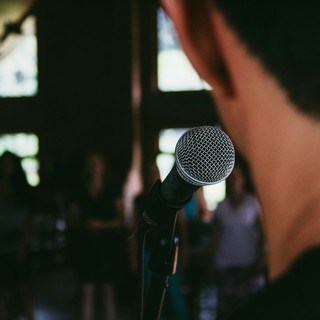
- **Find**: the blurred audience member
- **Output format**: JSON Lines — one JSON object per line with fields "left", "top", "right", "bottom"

{"left": 66, "top": 151, "right": 125, "bottom": 320}
{"left": 182, "top": 188, "right": 212, "bottom": 319}
{"left": 207, "top": 163, "right": 266, "bottom": 320}
{"left": 0, "top": 151, "right": 35, "bottom": 320}
{"left": 184, "top": 188, "right": 212, "bottom": 248}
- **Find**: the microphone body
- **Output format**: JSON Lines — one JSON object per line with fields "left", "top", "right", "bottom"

{"left": 143, "top": 126, "right": 235, "bottom": 228}
{"left": 161, "top": 165, "right": 199, "bottom": 207}
{"left": 138, "top": 126, "right": 235, "bottom": 319}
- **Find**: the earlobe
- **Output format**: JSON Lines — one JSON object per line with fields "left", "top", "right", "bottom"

{"left": 160, "top": 0, "right": 234, "bottom": 97}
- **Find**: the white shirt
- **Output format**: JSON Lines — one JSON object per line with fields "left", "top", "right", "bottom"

{"left": 214, "top": 194, "right": 261, "bottom": 269}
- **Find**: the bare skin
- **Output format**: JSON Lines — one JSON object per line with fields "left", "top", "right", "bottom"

{"left": 161, "top": 0, "right": 320, "bottom": 281}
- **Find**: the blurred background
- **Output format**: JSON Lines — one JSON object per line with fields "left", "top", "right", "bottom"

{"left": 0, "top": 1, "right": 265, "bottom": 319}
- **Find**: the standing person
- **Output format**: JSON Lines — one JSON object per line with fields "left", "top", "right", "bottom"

{"left": 208, "top": 163, "right": 265, "bottom": 319}
{"left": 67, "top": 151, "right": 125, "bottom": 320}
{"left": 183, "top": 188, "right": 212, "bottom": 246}
{"left": 0, "top": 151, "right": 35, "bottom": 320}
{"left": 160, "top": 0, "right": 320, "bottom": 318}
{"left": 182, "top": 188, "right": 212, "bottom": 319}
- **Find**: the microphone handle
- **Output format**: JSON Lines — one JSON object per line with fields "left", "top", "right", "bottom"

{"left": 161, "top": 165, "right": 199, "bottom": 207}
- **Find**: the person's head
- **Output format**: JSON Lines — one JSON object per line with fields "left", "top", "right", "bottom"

{"left": 0, "top": 151, "right": 25, "bottom": 179}
{"left": 0, "top": 151, "right": 29, "bottom": 197}
{"left": 161, "top": 0, "right": 320, "bottom": 156}
{"left": 226, "top": 164, "right": 245, "bottom": 203}
{"left": 215, "top": 1, "right": 320, "bottom": 118}
{"left": 83, "top": 151, "right": 107, "bottom": 180}
{"left": 0, "top": 151, "right": 18, "bottom": 177}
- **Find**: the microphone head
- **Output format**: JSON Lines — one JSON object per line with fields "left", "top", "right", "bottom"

{"left": 175, "top": 126, "right": 235, "bottom": 186}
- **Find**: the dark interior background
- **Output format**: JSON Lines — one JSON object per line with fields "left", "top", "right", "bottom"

{"left": 0, "top": 1, "right": 227, "bottom": 318}
{"left": 0, "top": 0, "right": 218, "bottom": 190}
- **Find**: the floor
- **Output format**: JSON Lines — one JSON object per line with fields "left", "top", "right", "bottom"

{"left": 29, "top": 264, "right": 218, "bottom": 320}
{"left": 31, "top": 266, "right": 135, "bottom": 320}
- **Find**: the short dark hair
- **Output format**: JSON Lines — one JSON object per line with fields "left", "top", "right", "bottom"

{"left": 214, "top": 0, "right": 320, "bottom": 118}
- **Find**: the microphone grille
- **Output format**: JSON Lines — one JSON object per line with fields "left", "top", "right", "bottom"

{"left": 175, "top": 126, "right": 235, "bottom": 186}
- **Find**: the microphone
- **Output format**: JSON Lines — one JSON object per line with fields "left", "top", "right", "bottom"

{"left": 143, "top": 126, "right": 235, "bottom": 227}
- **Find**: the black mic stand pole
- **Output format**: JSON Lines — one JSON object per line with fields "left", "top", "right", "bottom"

{"left": 137, "top": 180, "right": 189, "bottom": 320}
{"left": 144, "top": 231, "right": 179, "bottom": 319}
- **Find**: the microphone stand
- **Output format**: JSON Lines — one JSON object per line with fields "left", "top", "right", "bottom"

{"left": 137, "top": 180, "right": 187, "bottom": 320}
{"left": 144, "top": 233, "right": 179, "bottom": 319}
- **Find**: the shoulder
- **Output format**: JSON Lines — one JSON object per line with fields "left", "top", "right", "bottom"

{"left": 214, "top": 199, "right": 232, "bottom": 223}
{"left": 215, "top": 198, "right": 229, "bottom": 216}
{"left": 103, "top": 183, "right": 123, "bottom": 197}
{"left": 243, "top": 194, "right": 260, "bottom": 212}
{"left": 216, "top": 198, "right": 229, "bottom": 210}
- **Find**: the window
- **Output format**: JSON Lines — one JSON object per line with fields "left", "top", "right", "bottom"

{"left": 156, "top": 128, "right": 225, "bottom": 210}
{"left": 0, "top": 133, "right": 39, "bottom": 186}
{"left": 157, "top": 8, "right": 210, "bottom": 92}
{"left": 0, "top": 16, "right": 38, "bottom": 97}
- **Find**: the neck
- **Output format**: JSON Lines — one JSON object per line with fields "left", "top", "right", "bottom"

{"left": 211, "top": 10, "right": 320, "bottom": 281}
{"left": 247, "top": 99, "right": 320, "bottom": 281}
{"left": 229, "top": 190, "right": 246, "bottom": 206}
{"left": 231, "top": 47, "right": 320, "bottom": 280}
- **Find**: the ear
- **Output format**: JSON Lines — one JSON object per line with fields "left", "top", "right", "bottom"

{"left": 161, "top": 0, "right": 234, "bottom": 97}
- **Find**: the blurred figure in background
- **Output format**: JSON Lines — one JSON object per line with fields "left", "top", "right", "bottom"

{"left": 184, "top": 188, "right": 212, "bottom": 247}
{"left": 66, "top": 151, "right": 126, "bottom": 320}
{"left": 207, "top": 163, "right": 266, "bottom": 320}
{"left": 182, "top": 188, "right": 212, "bottom": 319}
{"left": 0, "top": 151, "right": 35, "bottom": 320}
